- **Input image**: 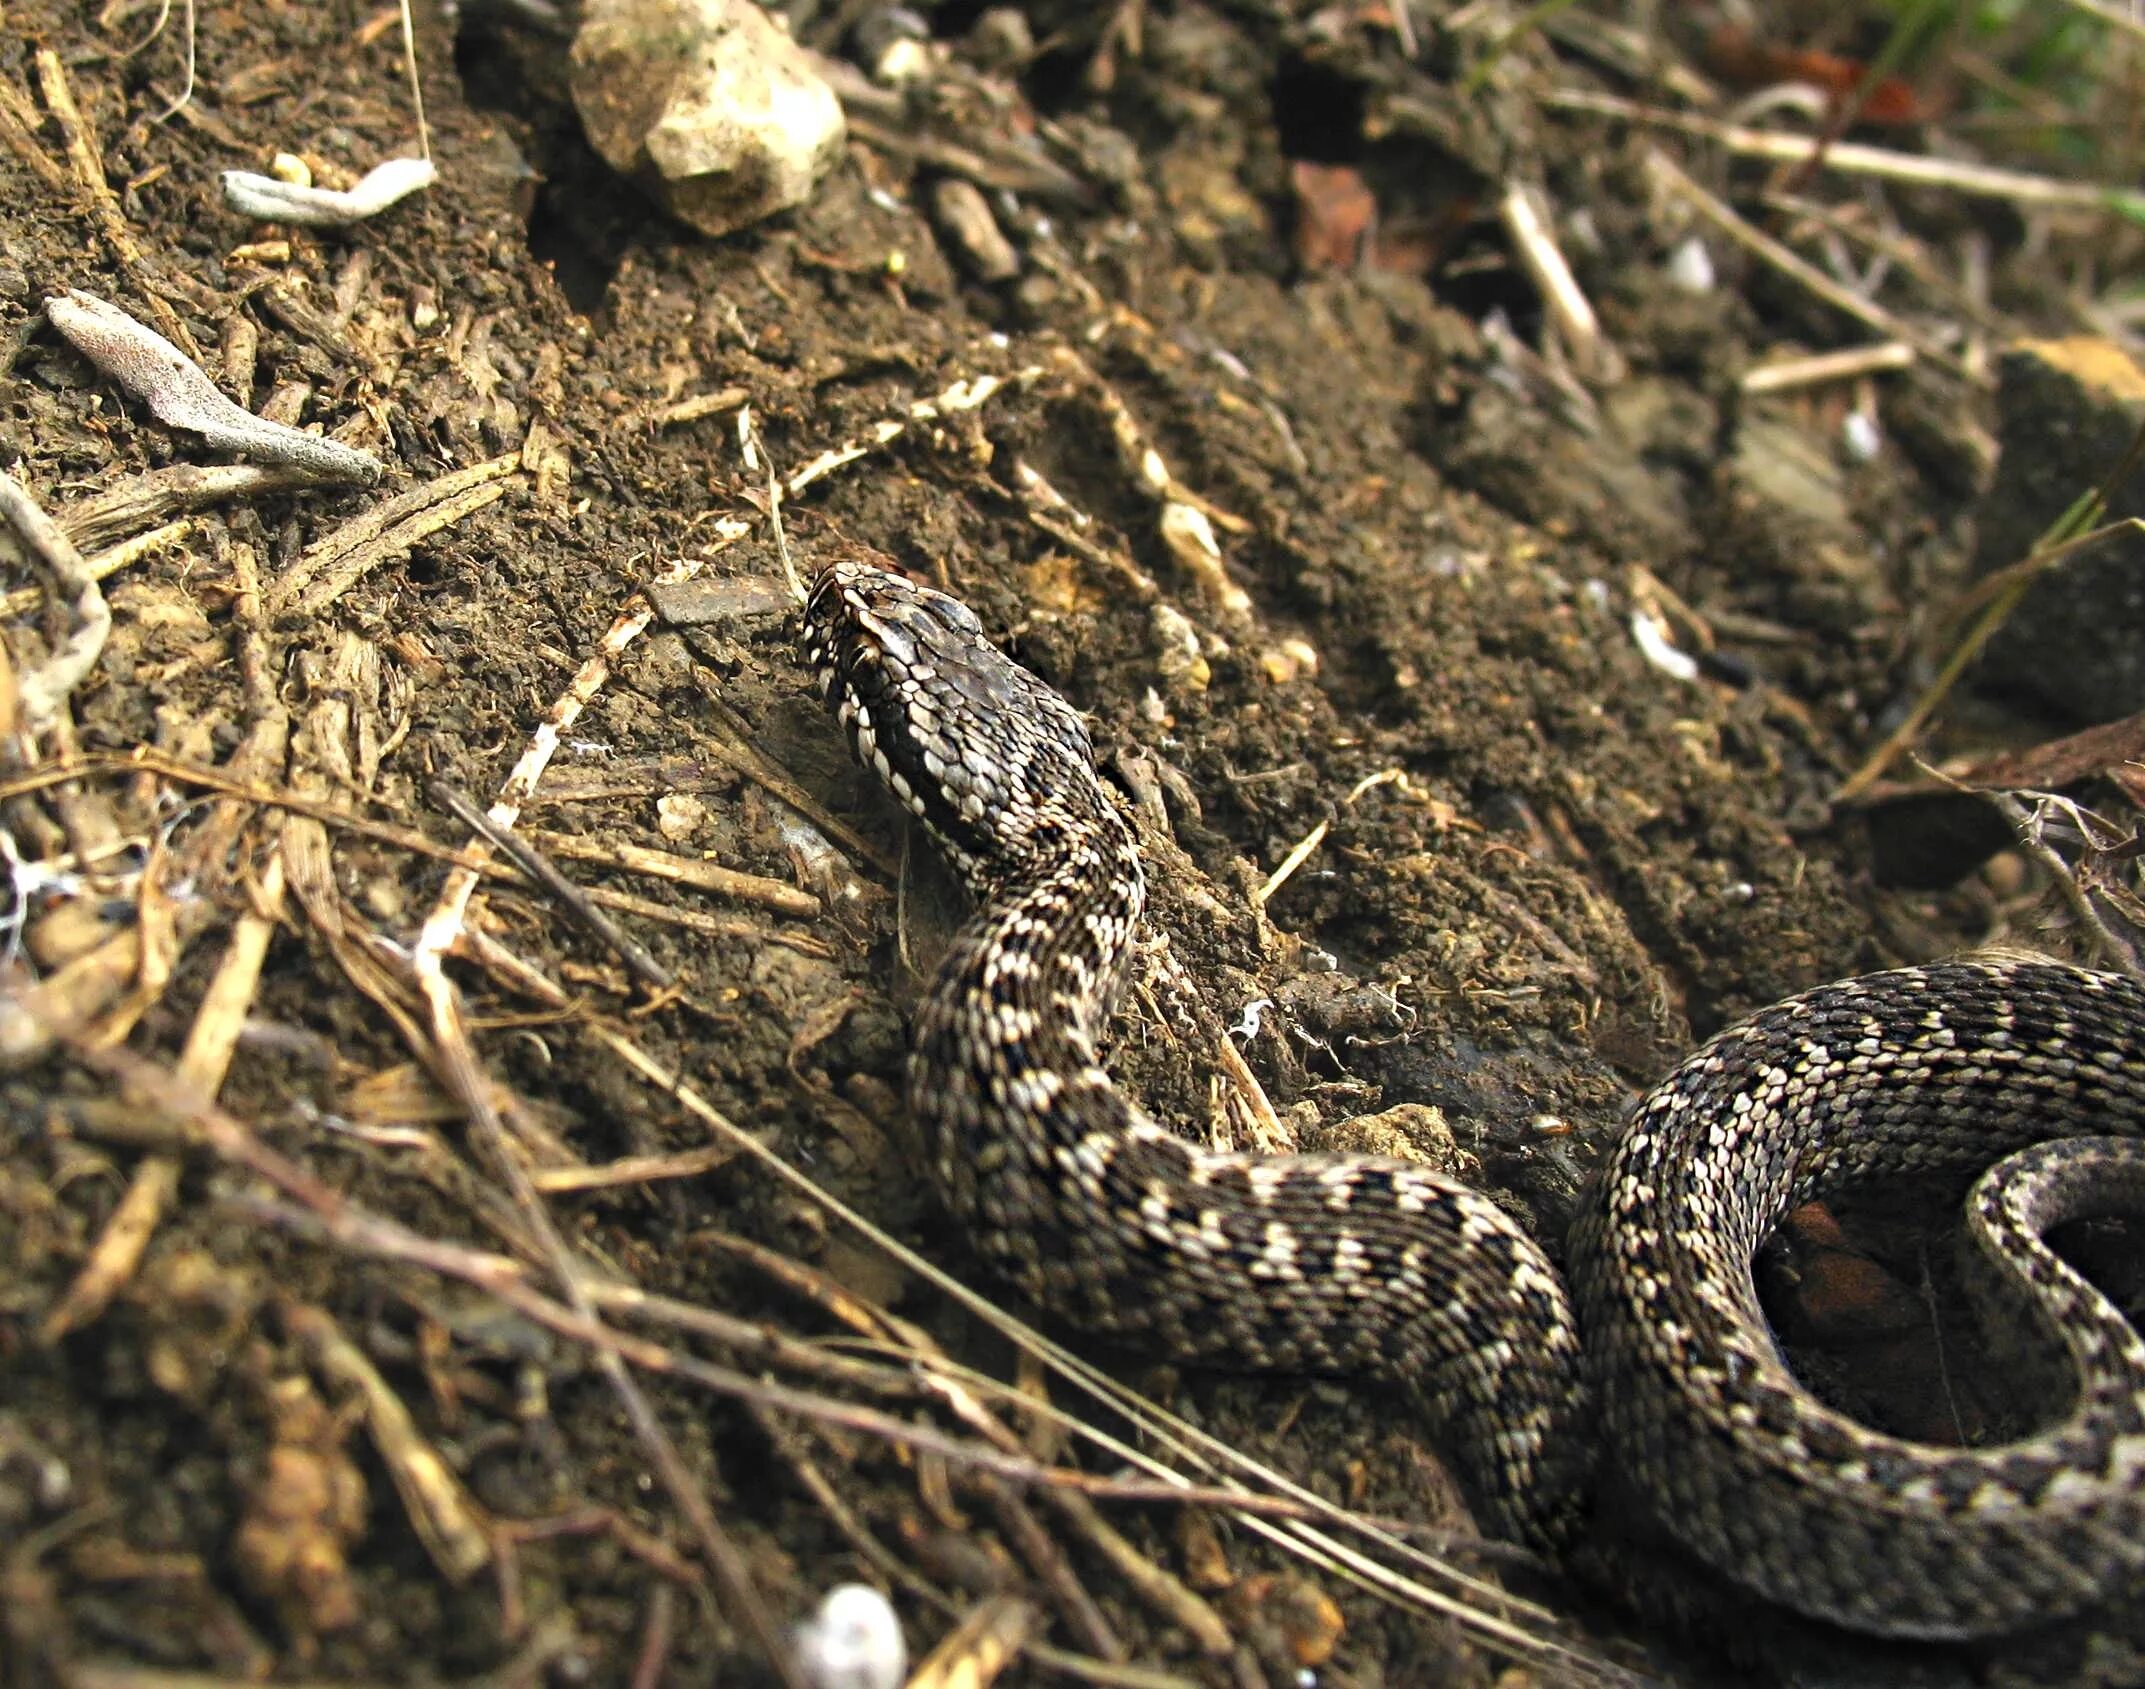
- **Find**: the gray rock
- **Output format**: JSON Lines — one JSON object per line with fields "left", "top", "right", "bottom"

{"left": 570, "top": 0, "right": 846, "bottom": 238}
{"left": 1974, "top": 336, "right": 2145, "bottom": 723}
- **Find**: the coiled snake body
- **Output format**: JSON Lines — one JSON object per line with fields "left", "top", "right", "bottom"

{"left": 804, "top": 558, "right": 2145, "bottom": 1643}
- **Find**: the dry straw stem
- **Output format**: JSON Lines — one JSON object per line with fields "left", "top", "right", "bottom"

{"left": 589, "top": 1029, "right": 1627, "bottom": 1682}
{"left": 0, "top": 470, "right": 113, "bottom": 731}
{"left": 0, "top": 718, "right": 288, "bottom": 1069}
{"left": 561, "top": 878, "right": 831, "bottom": 955}
{"left": 0, "top": 750, "right": 825, "bottom": 953}
{"left": 386, "top": 494, "right": 803, "bottom": 1681}
{"left": 0, "top": 72, "right": 71, "bottom": 194}
{"left": 32, "top": 51, "right": 202, "bottom": 361}
{"left": 906, "top": 1595, "right": 1042, "bottom": 1689}
{"left": 0, "top": 518, "right": 198, "bottom": 623}
{"left": 975, "top": 1472, "right": 1123, "bottom": 1658}
{"left": 1045, "top": 345, "right": 1254, "bottom": 616}
{"left": 1757, "top": 190, "right": 2007, "bottom": 340}
{"left": 1837, "top": 411, "right": 2145, "bottom": 802}
{"left": 784, "top": 363, "right": 1046, "bottom": 497}
{"left": 523, "top": 830, "right": 818, "bottom": 919}
{"left": 59, "top": 462, "right": 326, "bottom": 551}
{"left": 1643, "top": 150, "right": 1984, "bottom": 386}
{"left": 1552, "top": 88, "right": 2145, "bottom": 217}
{"left": 745, "top": 1410, "right": 962, "bottom": 1668}
{"left": 228, "top": 1168, "right": 1254, "bottom": 1634}
{"left": 432, "top": 779, "right": 674, "bottom": 992}
{"left": 527, "top": 1141, "right": 743, "bottom": 1194}
{"left": 1742, "top": 342, "right": 1917, "bottom": 393}
{"left": 407, "top": 528, "right": 751, "bottom": 986}
{"left": 1499, "top": 180, "right": 1612, "bottom": 380}
{"left": 38, "top": 846, "right": 287, "bottom": 1344}
{"left": 404, "top": 965, "right": 806, "bottom": 1686}
{"left": 268, "top": 453, "right": 524, "bottom": 614}
{"left": 283, "top": 1301, "right": 493, "bottom": 1582}
{"left": 647, "top": 385, "right": 750, "bottom": 428}
{"left": 701, "top": 1232, "right": 1214, "bottom": 1656}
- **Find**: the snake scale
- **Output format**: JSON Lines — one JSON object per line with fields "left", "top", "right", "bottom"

{"left": 803, "top": 557, "right": 2145, "bottom": 1643}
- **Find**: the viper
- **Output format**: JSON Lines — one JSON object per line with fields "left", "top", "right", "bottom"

{"left": 803, "top": 556, "right": 2145, "bottom": 1644}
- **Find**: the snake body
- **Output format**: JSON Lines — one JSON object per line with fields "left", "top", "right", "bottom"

{"left": 803, "top": 558, "right": 2145, "bottom": 1641}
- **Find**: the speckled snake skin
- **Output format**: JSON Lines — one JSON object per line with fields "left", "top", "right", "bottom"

{"left": 803, "top": 557, "right": 2145, "bottom": 1642}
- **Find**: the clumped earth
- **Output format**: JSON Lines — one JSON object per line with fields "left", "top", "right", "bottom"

{"left": 0, "top": 2, "right": 2136, "bottom": 1686}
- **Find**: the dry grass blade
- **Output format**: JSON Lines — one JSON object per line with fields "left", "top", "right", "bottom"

{"left": 0, "top": 468, "right": 114, "bottom": 731}
{"left": 1643, "top": 150, "right": 1982, "bottom": 385}
{"left": 38, "top": 844, "right": 286, "bottom": 1342}
{"left": 266, "top": 454, "right": 523, "bottom": 613}
{"left": 32, "top": 50, "right": 201, "bottom": 360}
{"left": 587, "top": 1025, "right": 1636, "bottom": 1682}
{"left": 1549, "top": 88, "right": 2145, "bottom": 215}
{"left": 1838, "top": 411, "right": 2145, "bottom": 803}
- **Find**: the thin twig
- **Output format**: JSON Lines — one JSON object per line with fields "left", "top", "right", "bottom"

{"left": 33, "top": 49, "right": 203, "bottom": 359}
{"left": 1549, "top": 87, "right": 2145, "bottom": 216}
{"left": 0, "top": 470, "right": 114, "bottom": 732}
{"left": 0, "top": 517, "right": 198, "bottom": 622}
{"left": 266, "top": 453, "right": 524, "bottom": 614}
{"left": 1645, "top": 151, "right": 1983, "bottom": 386}
{"left": 1741, "top": 342, "right": 1916, "bottom": 393}
{"left": 430, "top": 780, "right": 673, "bottom": 991}
{"left": 1836, "top": 400, "right": 2145, "bottom": 809}
{"left": 406, "top": 964, "right": 809, "bottom": 1688}
{"left": 38, "top": 845, "right": 286, "bottom": 1343}
{"left": 1498, "top": 180, "right": 1611, "bottom": 380}
{"left": 587, "top": 1027, "right": 1623, "bottom": 1679}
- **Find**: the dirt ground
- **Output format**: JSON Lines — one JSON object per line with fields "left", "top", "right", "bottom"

{"left": 1, "top": 1, "right": 2136, "bottom": 1685}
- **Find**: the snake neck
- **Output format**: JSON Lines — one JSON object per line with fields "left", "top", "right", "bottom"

{"left": 905, "top": 845, "right": 1591, "bottom": 1553}
{"left": 909, "top": 841, "right": 1151, "bottom": 1258}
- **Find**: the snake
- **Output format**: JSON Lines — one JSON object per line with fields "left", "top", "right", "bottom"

{"left": 801, "top": 556, "right": 2145, "bottom": 1644}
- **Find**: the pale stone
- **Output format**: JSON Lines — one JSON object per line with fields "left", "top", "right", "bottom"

{"left": 570, "top": 0, "right": 846, "bottom": 239}
{"left": 655, "top": 792, "right": 705, "bottom": 839}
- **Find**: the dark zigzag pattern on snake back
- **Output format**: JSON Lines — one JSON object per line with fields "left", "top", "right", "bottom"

{"left": 804, "top": 556, "right": 2145, "bottom": 1643}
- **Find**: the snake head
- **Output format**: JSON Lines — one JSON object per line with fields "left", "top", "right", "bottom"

{"left": 804, "top": 560, "right": 1123, "bottom": 892}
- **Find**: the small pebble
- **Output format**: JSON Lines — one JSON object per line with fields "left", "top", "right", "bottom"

{"left": 854, "top": 6, "right": 932, "bottom": 84}
{"left": 1666, "top": 235, "right": 1715, "bottom": 294}
{"left": 791, "top": 1583, "right": 904, "bottom": 1689}
{"left": 1149, "top": 602, "right": 1209, "bottom": 694}
{"left": 931, "top": 177, "right": 1020, "bottom": 283}
{"left": 656, "top": 792, "right": 706, "bottom": 839}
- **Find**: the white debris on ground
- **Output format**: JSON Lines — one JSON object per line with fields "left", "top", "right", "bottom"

{"left": 790, "top": 1584, "right": 905, "bottom": 1689}
{"left": 569, "top": 0, "right": 845, "bottom": 238}
{"left": 222, "top": 156, "right": 437, "bottom": 226}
